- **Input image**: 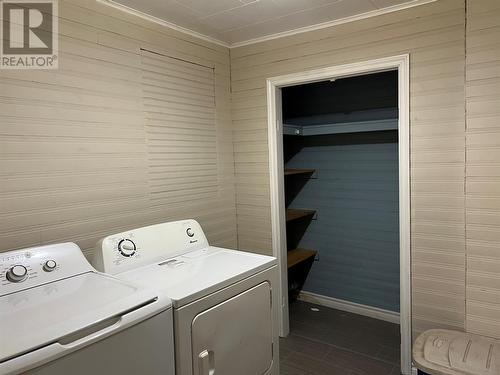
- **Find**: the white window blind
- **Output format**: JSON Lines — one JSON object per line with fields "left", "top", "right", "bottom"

{"left": 140, "top": 49, "right": 218, "bottom": 205}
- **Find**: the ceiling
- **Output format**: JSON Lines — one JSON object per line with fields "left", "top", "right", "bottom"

{"left": 106, "top": 0, "right": 433, "bottom": 46}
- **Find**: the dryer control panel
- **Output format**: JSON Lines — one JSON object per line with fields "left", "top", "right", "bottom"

{"left": 94, "top": 219, "right": 209, "bottom": 275}
{"left": 0, "top": 243, "right": 93, "bottom": 296}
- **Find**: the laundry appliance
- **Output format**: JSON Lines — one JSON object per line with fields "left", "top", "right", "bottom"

{"left": 0, "top": 242, "right": 175, "bottom": 375}
{"left": 94, "top": 219, "right": 279, "bottom": 375}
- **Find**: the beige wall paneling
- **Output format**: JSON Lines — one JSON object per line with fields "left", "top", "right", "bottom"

{"left": 465, "top": 0, "right": 500, "bottom": 339}
{"left": 141, "top": 50, "right": 218, "bottom": 204}
{"left": 3, "top": 0, "right": 500, "bottom": 344}
{"left": 230, "top": 0, "right": 466, "bottom": 336}
{"left": 0, "top": 0, "right": 236, "bottom": 258}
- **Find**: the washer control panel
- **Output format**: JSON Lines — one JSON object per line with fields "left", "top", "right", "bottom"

{"left": 6, "top": 265, "right": 28, "bottom": 282}
{"left": 43, "top": 259, "right": 57, "bottom": 272}
{"left": 0, "top": 243, "right": 92, "bottom": 296}
{"left": 95, "top": 219, "right": 209, "bottom": 275}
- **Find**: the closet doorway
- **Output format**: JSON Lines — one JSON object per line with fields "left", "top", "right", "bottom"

{"left": 266, "top": 55, "right": 411, "bottom": 375}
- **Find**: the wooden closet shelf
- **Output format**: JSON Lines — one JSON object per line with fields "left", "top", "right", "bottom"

{"left": 284, "top": 168, "right": 315, "bottom": 176}
{"left": 286, "top": 208, "right": 316, "bottom": 222}
{"left": 287, "top": 248, "right": 317, "bottom": 269}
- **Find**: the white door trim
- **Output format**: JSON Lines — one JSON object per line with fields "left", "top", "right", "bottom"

{"left": 266, "top": 54, "right": 411, "bottom": 375}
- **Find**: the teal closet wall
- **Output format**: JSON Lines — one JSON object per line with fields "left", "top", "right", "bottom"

{"left": 286, "top": 131, "right": 399, "bottom": 312}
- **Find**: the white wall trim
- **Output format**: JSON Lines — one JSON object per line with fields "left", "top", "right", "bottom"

{"left": 96, "top": 0, "right": 436, "bottom": 49}
{"left": 96, "top": 0, "right": 231, "bottom": 48}
{"left": 266, "top": 81, "right": 289, "bottom": 336}
{"left": 231, "top": 0, "right": 436, "bottom": 48}
{"left": 298, "top": 291, "right": 400, "bottom": 325}
{"left": 266, "top": 54, "right": 411, "bottom": 375}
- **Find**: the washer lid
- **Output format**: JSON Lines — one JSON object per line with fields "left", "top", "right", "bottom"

{"left": 0, "top": 272, "right": 169, "bottom": 363}
{"left": 118, "top": 247, "right": 276, "bottom": 308}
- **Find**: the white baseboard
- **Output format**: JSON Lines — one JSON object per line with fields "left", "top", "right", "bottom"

{"left": 297, "top": 291, "right": 400, "bottom": 325}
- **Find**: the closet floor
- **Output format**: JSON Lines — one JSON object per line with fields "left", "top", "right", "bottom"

{"left": 280, "top": 301, "right": 401, "bottom": 375}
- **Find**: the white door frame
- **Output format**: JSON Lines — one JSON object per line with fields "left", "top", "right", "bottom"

{"left": 266, "top": 54, "right": 411, "bottom": 375}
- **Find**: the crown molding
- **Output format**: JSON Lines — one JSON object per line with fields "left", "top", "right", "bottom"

{"left": 230, "top": 0, "right": 437, "bottom": 47}
{"left": 97, "top": 0, "right": 437, "bottom": 49}
{"left": 96, "top": 0, "right": 230, "bottom": 47}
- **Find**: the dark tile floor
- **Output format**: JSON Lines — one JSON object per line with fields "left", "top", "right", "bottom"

{"left": 280, "top": 301, "right": 401, "bottom": 375}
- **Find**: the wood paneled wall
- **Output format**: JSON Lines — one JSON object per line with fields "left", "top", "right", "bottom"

{"left": 0, "top": 0, "right": 237, "bottom": 258}
{"left": 286, "top": 135, "right": 400, "bottom": 312}
{"left": 465, "top": 0, "right": 500, "bottom": 338}
{"left": 230, "top": 0, "right": 467, "bottom": 336}
{"left": 1, "top": 0, "right": 499, "bottom": 341}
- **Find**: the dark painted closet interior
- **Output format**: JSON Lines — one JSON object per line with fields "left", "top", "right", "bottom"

{"left": 282, "top": 71, "right": 400, "bottom": 313}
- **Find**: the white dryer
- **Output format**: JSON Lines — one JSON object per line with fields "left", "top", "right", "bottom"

{"left": 0, "top": 242, "right": 175, "bottom": 375}
{"left": 94, "top": 219, "right": 279, "bottom": 375}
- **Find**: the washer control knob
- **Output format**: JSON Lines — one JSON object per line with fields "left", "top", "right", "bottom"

{"left": 43, "top": 260, "right": 57, "bottom": 272}
{"left": 6, "top": 265, "right": 28, "bottom": 283}
{"left": 118, "top": 239, "right": 136, "bottom": 257}
{"left": 186, "top": 228, "right": 194, "bottom": 237}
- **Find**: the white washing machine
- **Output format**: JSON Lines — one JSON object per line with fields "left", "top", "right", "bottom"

{"left": 0, "top": 242, "right": 175, "bottom": 375}
{"left": 94, "top": 219, "right": 279, "bottom": 375}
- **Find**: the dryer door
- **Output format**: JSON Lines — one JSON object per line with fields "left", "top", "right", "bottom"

{"left": 191, "top": 282, "right": 273, "bottom": 375}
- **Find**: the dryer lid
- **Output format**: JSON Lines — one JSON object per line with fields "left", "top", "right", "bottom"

{"left": 0, "top": 272, "right": 169, "bottom": 363}
{"left": 118, "top": 247, "right": 276, "bottom": 308}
